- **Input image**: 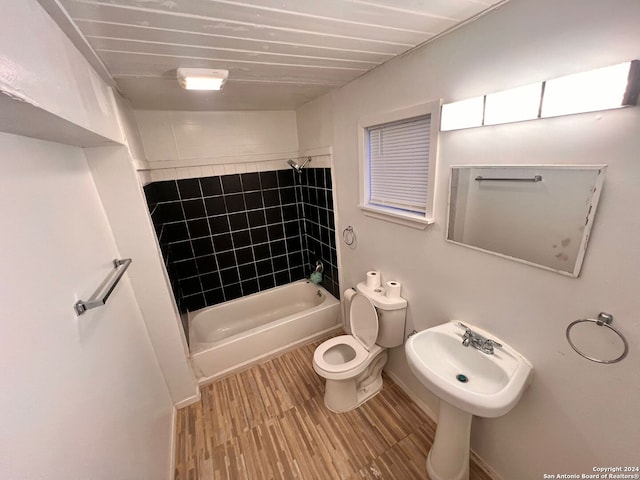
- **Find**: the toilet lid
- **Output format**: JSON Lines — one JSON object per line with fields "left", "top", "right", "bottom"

{"left": 349, "top": 294, "right": 378, "bottom": 351}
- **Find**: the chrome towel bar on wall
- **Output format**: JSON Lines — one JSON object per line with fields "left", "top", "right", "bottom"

{"left": 74, "top": 258, "right": 132, "bottom": 316}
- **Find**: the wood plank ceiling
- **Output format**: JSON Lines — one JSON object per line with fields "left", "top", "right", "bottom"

{"left": 50, "top": 0, "right": 508, "bottom": 111}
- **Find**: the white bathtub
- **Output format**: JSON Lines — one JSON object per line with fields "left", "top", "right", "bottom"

{"left": 189, "top": 280, "right": 341, "bottom": 384}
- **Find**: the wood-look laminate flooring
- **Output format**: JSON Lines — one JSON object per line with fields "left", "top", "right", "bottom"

{"left": 174, "top": 338, "right": 494, "bottom": 480}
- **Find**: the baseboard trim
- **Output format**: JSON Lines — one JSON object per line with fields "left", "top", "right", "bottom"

{"left": 168, "top": 406, "right": 177, "bottom": 480}
{"left": 174, "top": 389, "right": 201, "bottom": 410}
{"left": 469, "top": 449, "right": 503, "bottom": 480}
{"left": 169, "top": 390, "right": 200, "bottom": 479}
{"left": 384, "top": 370, "right": 503, "bottom": 480}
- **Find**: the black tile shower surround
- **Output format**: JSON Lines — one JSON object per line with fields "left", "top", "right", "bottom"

{"left": 295, "top": 168, "right": 339, "bottom": 299}
{"left": 144, "top": 168, "right": 338, "bottom": 313}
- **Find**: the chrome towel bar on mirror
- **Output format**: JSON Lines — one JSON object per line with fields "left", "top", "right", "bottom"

{"left": 475, "top": 175, "right": 543, "bottom": 182}
{"left": 74, "top": 258, "right": 132, "bottom": 316}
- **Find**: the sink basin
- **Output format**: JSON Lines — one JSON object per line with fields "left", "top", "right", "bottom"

{"left": 406, "top": 321, "right": 533, "bottom": 480}
{"left": 406, "top": 321, "right": 532, "bottom": 418}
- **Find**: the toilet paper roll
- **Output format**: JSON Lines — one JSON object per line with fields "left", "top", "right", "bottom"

{"left": 385, "top": 281, "right": 402, "bottom": 299}
{"left": 366, "top": 271, "right": 381, "bottom": 289}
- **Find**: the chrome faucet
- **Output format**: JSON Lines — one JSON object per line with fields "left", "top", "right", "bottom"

{"left": 458, "top": 322, "right": 502, "bottom": 355}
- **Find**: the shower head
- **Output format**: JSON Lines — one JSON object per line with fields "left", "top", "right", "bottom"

{"left": 287, "top": 159, "right": 300, "bottom": 172}
{"left": 287, "top": 157, "right": 311, "bottom": 173}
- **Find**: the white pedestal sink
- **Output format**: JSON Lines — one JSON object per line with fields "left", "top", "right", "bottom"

{"left": 405, "top": 321, "right": 533, "bottom": 480}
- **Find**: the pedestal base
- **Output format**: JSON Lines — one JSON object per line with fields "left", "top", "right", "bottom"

{"left": 426, "top": 401, "right": 472, "bottom": 480}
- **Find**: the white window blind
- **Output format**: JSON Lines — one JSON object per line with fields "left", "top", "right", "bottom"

{"left": 367, "top": 114, "right": 431, "bottom": 214}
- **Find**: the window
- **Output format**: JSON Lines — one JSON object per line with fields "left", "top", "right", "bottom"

{"left": 358, "top": 101, "right": 440, "bottom": 229}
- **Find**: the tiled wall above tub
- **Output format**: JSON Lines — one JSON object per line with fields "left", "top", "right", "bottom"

{"left": 297, "top": 168, "right": 339, "bottom": 299}
{"left": 144, "top": 168, "right": 338, "bottom": 312}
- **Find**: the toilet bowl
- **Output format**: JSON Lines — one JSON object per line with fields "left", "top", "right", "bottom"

{"left": 313, "top": 281, "right": 407, "bottom": 412}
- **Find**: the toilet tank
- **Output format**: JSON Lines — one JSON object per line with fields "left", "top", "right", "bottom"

{"left": 355, "top": 282, "right": 407, "bottom": 348}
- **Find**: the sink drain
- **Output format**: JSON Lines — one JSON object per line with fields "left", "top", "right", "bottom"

{"left": 456, "top": 374, "right": 469, "bottom": 383}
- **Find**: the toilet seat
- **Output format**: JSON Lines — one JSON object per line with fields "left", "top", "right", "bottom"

{"left": 313, "top": 293, "right": 383, "bottom": 381}
{"left": 349, "top": 294, "right": 378, "bottom": 351}
{"left": 313, "top": 335, "right": 383, "bottom": 380}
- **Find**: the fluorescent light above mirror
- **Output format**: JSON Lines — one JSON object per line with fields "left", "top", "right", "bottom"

{"left": 177, "top": 68, "right": 228, "bottom": 91}
{"left": 484, "top": 82, "right": 542, "bottom": 125}
{"left": 440, "top": 60, "right": 639, "bottom": 131}
{"left": 541, "top": 62, "right": 631, "bottom": 118}
{"left": 441, "top": 96, "right": 484, "bottom": 131}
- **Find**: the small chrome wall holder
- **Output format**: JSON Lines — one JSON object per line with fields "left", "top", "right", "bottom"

{"left": 342, "top": 225, "right": 356, "bottom": 247}
{"left": 566, "top": 312, "right": 629, "bottom": 364}
{"left": 74, "top": 258, "right": 132, "bottom": 316}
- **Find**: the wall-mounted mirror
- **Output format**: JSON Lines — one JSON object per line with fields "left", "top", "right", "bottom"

{"left": 447, "top": 165, "right": 606, "bottom": 277}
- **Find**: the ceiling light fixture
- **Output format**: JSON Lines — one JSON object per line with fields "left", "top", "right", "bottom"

{"left": 177, "top": 68, "right": 228, "bottom": 91}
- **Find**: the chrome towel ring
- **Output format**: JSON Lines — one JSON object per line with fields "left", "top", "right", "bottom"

{"left": 566, "top": 312, "right": 629, "bottom": 364}
{"left": 342, "top": 225, "right": 356, "bottom": 247}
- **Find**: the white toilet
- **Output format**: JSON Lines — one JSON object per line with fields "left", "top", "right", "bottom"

{"left": 313, "top": 281, "right": 407, "bottom": 412}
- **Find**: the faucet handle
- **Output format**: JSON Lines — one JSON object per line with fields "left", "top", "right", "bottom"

{"left": 481, "top": 338, "right": 502, "bottom": 354}
{"left": 457, "top": 322, "right": 471, "bottom": 332}
{"left": 458, "top": 323, "right": 473, "bottom": 347}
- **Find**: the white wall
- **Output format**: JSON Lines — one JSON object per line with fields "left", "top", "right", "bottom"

{"left": 0, "top": 133, "right": 173, "bottom": 479}
{"left": 114, "top": 94, "right": 147, "bottom": 163}
{"left": 0, "top": 1, "right": 122, "bottom": 143}
{"left": 326, "top": 0, "right": 640, "bottom": 477}
{"left": 133, "top": 106, "right": 341, "bottom": 185}
{"left": 296, "top": 94, "right": 334, "bottom": 154}
{"left": 94, "top": 96, "right": 199, "bottom": 403}
{"left": 0, "top": 3, "right": 199, "bottom": 477}
{"left": 135, "top": 110, "right": 300, "bottom": 180}
{"left": 86, "top": 144, "right": 199, "bottom": 404}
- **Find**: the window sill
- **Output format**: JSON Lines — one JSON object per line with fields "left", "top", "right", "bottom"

{"left": 359, "top": 204, "right": 434, "bottom": 230}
